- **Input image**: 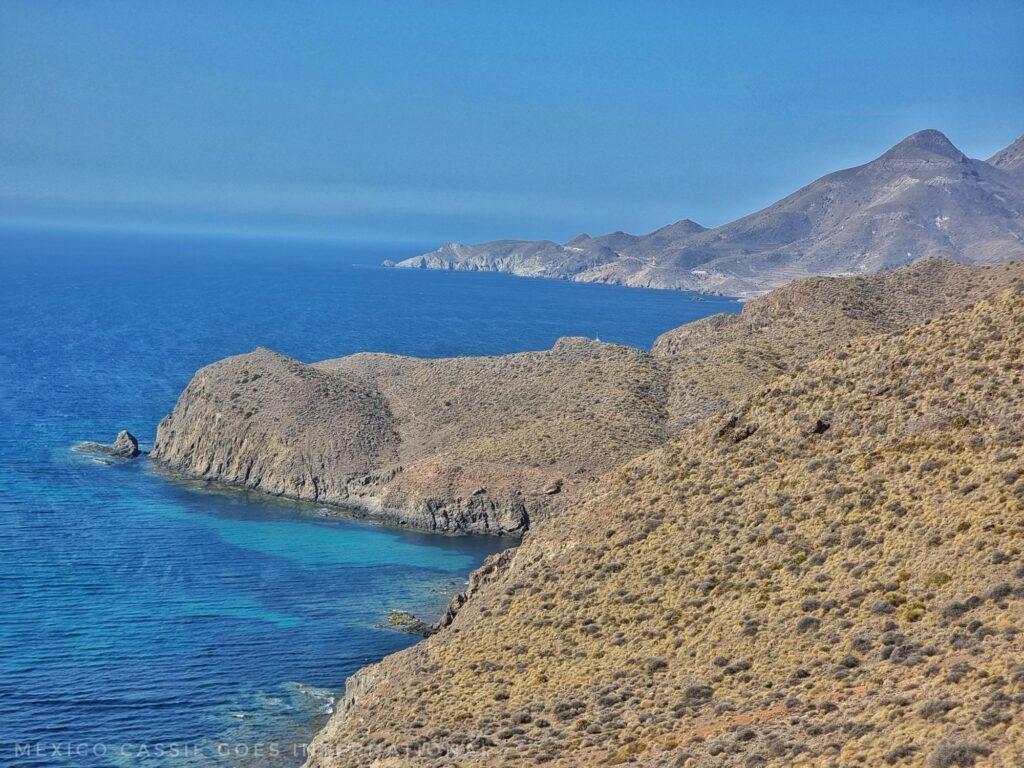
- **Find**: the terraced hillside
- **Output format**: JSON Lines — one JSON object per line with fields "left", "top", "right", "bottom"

{"left": 305, "top": 282, "right": 1024, "bottom": 767}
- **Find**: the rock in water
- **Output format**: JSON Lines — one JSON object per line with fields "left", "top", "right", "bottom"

{"left": 386, "top": 611, "right": 435, "bottom": 637}
{"left": 110, "top": 431, "right": 140, "bottom": 457}
{"left": 76, "top": 430, "right": 140, "bottom": 459}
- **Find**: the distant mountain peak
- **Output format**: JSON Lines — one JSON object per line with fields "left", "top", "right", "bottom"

{"left": 988, "top": 133, "right": 1024, "bottom": 172}
{"left": 649, "top": 218, "right": 707, "bottom": 236}
{"left": 393, "top": 128, "right": 1024, "bottom": 294}
{"left": 882, "top": 129, "right": 964, "bottom": 161}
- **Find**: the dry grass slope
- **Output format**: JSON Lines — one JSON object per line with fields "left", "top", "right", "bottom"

{"left": 653, "top": 259, "right": 1024, "bottom": 427}
{"left": 306, "top": 285, "right": 1024, "bottom": 767}
{"left": 153, "top": 260, "right": 1024, "bottom": 539}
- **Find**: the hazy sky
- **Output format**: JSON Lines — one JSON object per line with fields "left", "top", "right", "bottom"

{"left": 2, "top": 1, "right": 1023, "bottom": 243}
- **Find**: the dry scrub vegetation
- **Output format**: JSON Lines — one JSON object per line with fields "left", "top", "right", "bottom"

{"left": 653, "top": 258, "right": 1024, "bottom": 427}
{"left": 307, "top": 284, "right": 1024, "bottom": 767}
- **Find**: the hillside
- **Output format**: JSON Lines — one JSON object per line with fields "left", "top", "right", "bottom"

{"left": 390, "top": 130, "right": 1024, "bottom": 296}
{"left": 652, "top": 258, "right": 1024, "bottom": 427}
{"left": 989, "top": 134, "right": 1024, "bottom": 175}
{"left": 151, "top": 338, "right": 670, "bottom": 535}
{"left": 152, "top": 260, "right": 1024, "bottom": 536}
{"left": 305, "top": 282, "right": 1024, "bottom": 768}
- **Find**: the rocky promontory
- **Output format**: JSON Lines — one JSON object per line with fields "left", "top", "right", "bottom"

{"left": 144, "top": 257, "right": 1024, "bottom": 764}
{"left": 151, "top": 338, "right": 672, "bottom": 535}
{"left": 305, "top": 280, "right": 1024, "bottom": 767}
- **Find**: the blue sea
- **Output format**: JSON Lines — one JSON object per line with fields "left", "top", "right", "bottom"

{"left": 0, "top": 226, "right": 739, "bottom": 767}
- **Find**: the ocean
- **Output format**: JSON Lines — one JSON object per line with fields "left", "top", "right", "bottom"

{"left": 0, "top": 226, "right": 739, "bottom": 767}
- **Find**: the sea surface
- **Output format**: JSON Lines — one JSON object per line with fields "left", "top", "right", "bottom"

{"left": 0, "top": 226, "right": 739, "bottom": 767}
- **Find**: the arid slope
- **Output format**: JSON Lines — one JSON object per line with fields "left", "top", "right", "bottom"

{"left": 306, "top": 284, "right": 1024, "bottom": 767}
{"left": 392, "top": 130, "right": 1024, "bottom": 295}
{"left": 653, "top": 258, "right": 1024, "bottom": 427}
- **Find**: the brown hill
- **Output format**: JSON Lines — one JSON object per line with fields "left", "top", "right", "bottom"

{"left": 305, "top": 282, "right": 1024, "bottom": 768}
{"left": 151, "top": 337, "right": 670, "bottom": 535}
{"left": 392, "top": 130, "right": 1024, "bottom": 296}
{"left": 653, "top": 258, "right": 1024, "bottom": 427}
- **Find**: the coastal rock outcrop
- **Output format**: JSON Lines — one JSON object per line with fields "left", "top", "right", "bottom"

{"left": 152, "top": 340, "right": 672, "bottom": 535}
{"left": 386, "top": 611, "right": 434, "bottom": 637}
{"left": 153, "top": 260, "right": 1024, "bottom": 536}
{"left": 76, "top": 430, "right": 140, "bottom": 459}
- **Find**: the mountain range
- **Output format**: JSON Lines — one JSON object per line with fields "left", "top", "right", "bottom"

{"left": 388, "top": 129, "right": 1024, "bottom": 295}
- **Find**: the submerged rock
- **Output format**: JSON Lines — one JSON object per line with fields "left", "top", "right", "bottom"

{"left": 76, "top": 430, "right": 140, "bottom": 459}
{"left": 386, "top": 610, "right": 435, "bottom": 637}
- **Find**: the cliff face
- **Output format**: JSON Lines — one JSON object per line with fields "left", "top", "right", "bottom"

{"left": 304, "top": 284, "right": 1024, "bottom": 767}
{"left": 391, "top": 130, "right": 1024, "bottom": 296}
{"left": 152, "top": 338, "right": 671, "bottom": 535}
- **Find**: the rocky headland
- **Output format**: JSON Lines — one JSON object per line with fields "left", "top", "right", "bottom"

{"left": 152, "top": 259, "right": 1024, "bottom": 537}
{"left": 146, "top": 257, "right": 1024, "bottom": 765}
{"left": 151, "top": 337, "right": 672, "bottom": 535}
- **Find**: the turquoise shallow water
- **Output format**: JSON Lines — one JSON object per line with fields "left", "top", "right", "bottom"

{"left": 0, "top": 226, "right": 739, "bottom": 767}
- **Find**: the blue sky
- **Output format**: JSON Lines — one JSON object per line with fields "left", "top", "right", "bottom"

{"left": 2, "top": 1, "right": 1023, "bottom": 243}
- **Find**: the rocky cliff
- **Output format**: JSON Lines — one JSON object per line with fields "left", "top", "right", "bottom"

{"left": 304, "top": 281, "right": 1024, "bottom": 767}
{"left": 391, "top": 130, "right": 1024, "bottom": 296}
{"left": 151, "top": 338, "right": 671, "bottom": 535}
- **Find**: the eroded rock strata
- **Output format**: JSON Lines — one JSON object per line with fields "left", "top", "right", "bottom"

{"left": 305, "top": 283, "right": 1024, "bottom": 767}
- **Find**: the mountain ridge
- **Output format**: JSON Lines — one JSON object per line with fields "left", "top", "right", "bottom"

{"left": 989, "top": 133, "right": 1024, "bottom": 173}
{"left": 390, "top": 130, "right": 1024, "bottom": 296}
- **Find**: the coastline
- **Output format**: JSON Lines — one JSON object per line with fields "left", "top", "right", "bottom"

{"left": 148, "top": 451, "right": 524, "bottom": 764}
{"left": 385, "top": 259, "right": 750, "bottom": 299}
{"left": 0, "top": 229, "right": 741, "bottom": 768}
{"left": 148, "top": 451, "right": 519, "bottom": 766}
{"left": 148, "top": 456, "right": 529, "bottom": 539}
